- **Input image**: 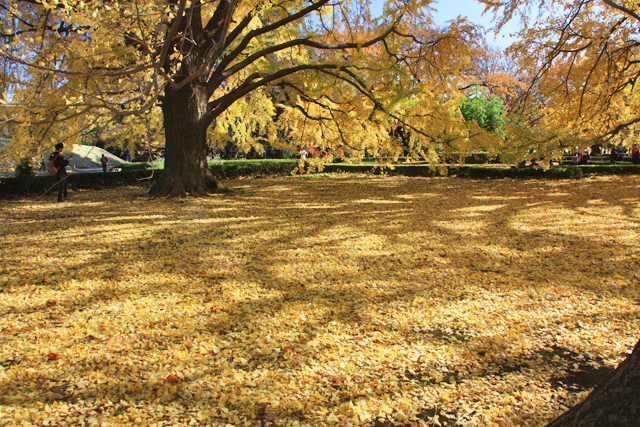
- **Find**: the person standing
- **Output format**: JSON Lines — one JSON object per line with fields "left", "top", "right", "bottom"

{"left": 101, "top": 154, "right": 108, "bottom": 172}
{"left": 631, "top": 144, "right": 640, "bottom": 165}
{"left": 572, "top": 146, "right": 580, "bottom": 164}
{"left": 610, "top": 145, "right": 618, "bottom": 164}
{"left": 49, "top": 143, "right": 71, "bottom": 202}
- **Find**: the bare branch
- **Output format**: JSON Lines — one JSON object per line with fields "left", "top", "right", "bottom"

{"left": 602, "top": 0, "right": 640, "bottom": 21}
{"left": 156, "top": 0, "right": 188, "bottom": 89}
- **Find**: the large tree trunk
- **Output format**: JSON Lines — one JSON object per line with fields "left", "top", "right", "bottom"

{"left": 546, "top": 339, "right": 640, "bottom": 426}
{"left": 153, "top": 80, "right": 216, "bottom": 198}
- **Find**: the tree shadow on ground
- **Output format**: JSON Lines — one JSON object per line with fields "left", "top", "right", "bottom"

{"left": 0, "top": 176, "right": 639, "bottom": 426}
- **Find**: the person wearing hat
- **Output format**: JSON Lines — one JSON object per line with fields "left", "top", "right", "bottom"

{"left": 49, "top": 143, "right": 71, "bottom": 202}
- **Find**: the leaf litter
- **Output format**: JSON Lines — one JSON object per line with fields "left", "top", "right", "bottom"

{"left": 0, "top": 175, "right": 639, "bottom": 426}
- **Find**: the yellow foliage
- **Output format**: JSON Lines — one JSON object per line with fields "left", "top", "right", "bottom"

{"left": 0, "top": 0, "right": 508, "bottom": 171}
{"left": 482, "top": 0, "right": 640, "bottom": 153}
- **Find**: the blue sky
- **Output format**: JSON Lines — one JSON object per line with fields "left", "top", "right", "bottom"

{"left": 369, "top": 0, "right": 523, "bottom": 48}
{"left": 431, "top": 0, "right": 521, "bottom": 47}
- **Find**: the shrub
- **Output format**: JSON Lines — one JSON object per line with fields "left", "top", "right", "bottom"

{"left": 119, "top": 162, "right": 153, "bottom": 172}
{"left": 324, "top": 164, "right": 594, "bottom": 179}
{"left": 149, "top": 158, "right": 165, "bottom": 170}
{"left": 580, "top": 164, "right": 640, "bottom": 176}
{"left": 2, "top": 162, "right": 639, "bottom": 198}
{"left": 292, "top": 159, "right": 325, "bottom": 175}
{"left": 209, "top": 159, "right": 298, "bottom": 179}
{"left": 0, "top": 170, "right": 155, "bottom": 198}
{"left": 15, "top": 158, "right": 36, "bottom": 195}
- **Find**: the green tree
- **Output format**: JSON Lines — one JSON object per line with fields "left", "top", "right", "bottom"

{"left": 460, "top": 87, "right": 506, "bottom": 135}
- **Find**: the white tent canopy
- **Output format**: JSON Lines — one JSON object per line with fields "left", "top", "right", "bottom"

{"left": 65, "top": 144, "right": 128, "bottom": 169}
{"left": 2, "top": 143, "right": 129, "bottom": 175}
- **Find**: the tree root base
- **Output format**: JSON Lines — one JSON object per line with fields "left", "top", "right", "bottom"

{"left": 150, "top": 179, "right": 233, "bottom": 198}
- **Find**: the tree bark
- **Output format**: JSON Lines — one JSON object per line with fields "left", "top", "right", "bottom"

{"left": 153, "top": 80, "right": 216, "bottom": 197}
{"left": 546, "top": 339, "right": 640, "bottom": 427}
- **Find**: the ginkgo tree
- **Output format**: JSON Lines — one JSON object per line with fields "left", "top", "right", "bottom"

{"left": 0, "top": 0, "right": 499, "bottom": 196}
{"left": 484, "top": 0, "right": 640, "bottom": 156}
{"left": 479, "top": 0, "right": 640, "bottom": 425}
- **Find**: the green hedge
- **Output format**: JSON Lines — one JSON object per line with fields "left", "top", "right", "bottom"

{"left": 119, "top": 163, "right": 152, "bottom": 172}
{"left": 560, "top": 155, "right": 636, "bottom": 165}
{"left": 445, "top": 152, "right": 498, "bottom": 164}
{"left": 3, "top": 162, "right": 640, "bottom": 198}
{"left": 459, "top": 166, "right": 584, "bottom": 179}
{"left": 358, "top": 152, "right": 497, "bottom": 165}
{"left": 120, "top": 160, "right": 298, "bottom": 178}
{"left": 0, "top": 170, "right": 156, "bottom": 197}
{"left": 209, "top": 159, "right": 297, "bottom": 179}
{"left": 325, "top": 164, "right": 640, "bottom": 179}
{"left": 579, "top": 164, "right": 640, "bottom": 175}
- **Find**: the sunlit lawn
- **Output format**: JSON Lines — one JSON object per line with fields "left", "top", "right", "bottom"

{"left": 1, "top": 175, "right": 639, "bottom": 426}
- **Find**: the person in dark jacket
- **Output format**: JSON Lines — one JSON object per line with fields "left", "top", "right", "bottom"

{"left": 49, "top": 143, "right": 71, "bottom": 202}
{"left": 101, "top": 154, "right": 108, "bottom": 172}
{"left": 631, "top": 144, "right": 640, "bottom": 165}
{"left": 610, "top": 145, "right": 618, "bottom": 164}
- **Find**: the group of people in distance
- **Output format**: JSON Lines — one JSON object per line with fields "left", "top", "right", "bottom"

{"left": 573, "top": 143, "right": 640, "bottom": 165}
{"left": 572, "top": 147, "right": 592, "bottom": 165}
{"left": 41, "top": 140, "right": 640, "bottom": 204}
{"left": 609, "top": 143, "right": 640, "bottom": 164}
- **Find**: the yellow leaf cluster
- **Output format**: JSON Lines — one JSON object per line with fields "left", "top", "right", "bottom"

{"left": 489, "top": 0, "right": 640, "bottom": 152}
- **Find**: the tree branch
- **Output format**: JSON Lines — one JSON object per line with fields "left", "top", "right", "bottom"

{"left": 206, "top": 0, "right": 331, "bottom": 92}
{"left": 205, "top": 63, "right": 341, "bottom": 123}
{"left": 0, "top": 51, "right": 155, "bottom": 77}
{"left": 220, "top": 24, "right": 399, "bottom": 84}
{"left": 602, "top": 0, "right": 640, "bottom": 21}
{"left": 156, "top": 0, "right": 188, "bottom": 89}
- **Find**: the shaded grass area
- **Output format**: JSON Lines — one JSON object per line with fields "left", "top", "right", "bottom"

{"left": 0, "top": 175, "right": 639, "bottom": 426}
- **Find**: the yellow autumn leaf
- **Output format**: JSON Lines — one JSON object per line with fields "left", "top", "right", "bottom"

{"left": 0, "top": 175, "right": 638, "bottom": 426}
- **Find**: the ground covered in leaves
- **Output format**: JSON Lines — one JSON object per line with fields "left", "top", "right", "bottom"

{"left": 1, "top": 175, "right": 639, "bottom": 427}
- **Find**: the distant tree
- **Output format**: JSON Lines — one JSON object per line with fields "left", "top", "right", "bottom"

{"left": 460, "top": 87, "right": 506, "bottom": 135}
